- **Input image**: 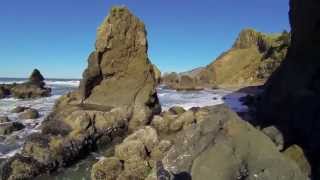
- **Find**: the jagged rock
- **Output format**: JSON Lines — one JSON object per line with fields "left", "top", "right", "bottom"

{"left": 10, "top": 83, "right": 51, "bottom": 99}
{"left": 283, "top": 145, "right": 311, "bottom": 177}
{"left": 0, "top": 69, "right": 51, "bottom": 99}
{"left": 11, "top": 106, "right": 29, "bottom": 113}
{"left": 262, "top": 126, "right": 284, "bottom": 151}
{"left": 162, "top": 74, "right": 204, "bottom": 91}
{"left": 80, "top": 6, "right": 160, "bottom": 130}
{"left": 150, "top": 140, "right": 172, "bottom": 160}
{"left": 28, "top": 69, "right": 45, "bottom": 87}
{"left": 1, "top": 154, "right": 45, "bottom": 180}
{"left": 0, "top": 86, "right": 10, "bottom": 99}
{"left": 152, "top": 64, "right": 161, "bottom": 84}
{"left": 0, "top": 122, "right": 25, "bottom": 135}
{"left": 168, "top": 106, "right": 186, "bottom": 115}
{"left": 151, "top": 115, "right": 170, "bottom": 133}
{"left": 92, "top": 126, "right": 162, "bottom": 180}
{"left": 91, "top": 157, "right": 123, "bottom": 180}
{"left": 169, "top": 110, "right": 195, "bottom": 132}
{"left": 0, "top": 116, "right": 10, "bottom": 123}
{"left": 162, "top": 72, "right": 179, "bottom": 85}
{"left": 18, "top": 109, "right": 39, "bottom": 119}
{"left": 2, "top": 6, "right": 160, "bottom": 179}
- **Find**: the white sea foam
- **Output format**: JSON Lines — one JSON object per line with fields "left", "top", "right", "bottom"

{"left": 0, "top": 80, "right": 25, "bottom": 84}
{"left": 158, "top": 88, "right": 248, "bottom": 112}
{"left": 0, "top": 82, "right": 248, "bottom": 159}
{"left": 45, "top": 80, "right": 80, "bottom": 87}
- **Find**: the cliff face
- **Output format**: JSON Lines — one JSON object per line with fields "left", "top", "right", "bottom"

{"left": 162, "top": 29, "right": 290, "bottom": 90}
{"left": 257, "top": 0, "right": 320, "bottom": 177}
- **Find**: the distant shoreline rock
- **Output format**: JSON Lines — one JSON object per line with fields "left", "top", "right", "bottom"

{"left": 0, "top": 69, "right": 51, "bottom": 99}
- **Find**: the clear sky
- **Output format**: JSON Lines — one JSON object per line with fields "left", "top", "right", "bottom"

{"left": 0, "top": 0, "right": 290, "bottom": 79}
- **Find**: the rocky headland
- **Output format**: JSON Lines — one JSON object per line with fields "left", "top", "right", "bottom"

{"left": 1, "top": 1, "right": 316, "bottom": 180}
{"left": 0, "top": 69, "right": 51, "bottom": 99}
{"left": 162, "top": 29, "right": 290, "bottom": 90}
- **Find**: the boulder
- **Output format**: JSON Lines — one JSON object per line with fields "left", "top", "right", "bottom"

{"left": 10, "top": 83, "right": 51, "bottom": 99}
{"left": 91, "top": 157, "right": 123, "bottom": 180}
{"left": 92, "top": 126, "right": 163, "bottom": 179}
{"left": 1, "top": 154, "right": 44, "bottom": 180}
{"left": 18, "top": 109, "right": 39, "bottom": 119}
{"left": 0, "top": 86, "right": 10, "bottom": 99}
{"left": 262, "top": 126, "right": 284, "bottom": 151}
{"left": 283, "top": 145, "right": 311, "bottom": 177}
{"left": 11, "top": 106, "right": 29, "bottom": 113}
{"left": 0, "top": 116, "right": 10, "bottom": 123}
{"left": 0, "top": 122, "right": 25, "bottom": 135}
{"left": 168, "top": 106, "right": 186, "bottom": 115}
{"left": 169, "top": 110, "right": 195, "bottom": 132}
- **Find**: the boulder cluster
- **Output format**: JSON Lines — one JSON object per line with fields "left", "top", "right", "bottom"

{"left": 0, "top": 69, "right": 51, "bottom": 99}
{"left": 0, "top": 107, "right": 39, "bottom": 136}
{"left": 91, "top": 105, "right": 308, "bottom": 180}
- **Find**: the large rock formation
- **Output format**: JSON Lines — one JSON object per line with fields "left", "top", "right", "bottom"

{"left": 91, "top": 105, "right": 307, "bottom": 180}
{"left": 2, "top": 6, "right": 160, "bottom": 180}
{"left": 79, "top": 6, "right": 160, "bottom": 130}
{"left": 256, "top": 0, "right": 320, "bottom": 178}
{"left": 162, "top": 29, "right": 290, "bottom": 90}
{"left": 0, "top": 69, "right": 51, "bottom": 99}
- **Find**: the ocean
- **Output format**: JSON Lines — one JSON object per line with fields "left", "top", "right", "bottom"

{"left": 0, "top": 78, "right": 248, "bottom": 160}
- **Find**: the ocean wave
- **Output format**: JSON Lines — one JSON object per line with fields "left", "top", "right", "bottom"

{"left": 0, "top": 81, "right": 25, "bottom": 84}
{"left": 45, "top": 80, "right": 80, "bottom": 87}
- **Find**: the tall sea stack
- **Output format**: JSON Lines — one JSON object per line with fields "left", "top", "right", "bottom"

{"left": 2, "top": 6, "right": 160, "bottom": 179}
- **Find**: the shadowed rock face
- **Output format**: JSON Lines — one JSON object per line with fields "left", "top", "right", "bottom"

{"left": 29, "top": 69, "right": 45, "bottom": 86}
{"left": 2, "top": 7, "right": 160, "bottom": 180}
{"left": 257, "top": 0, "right": 320, "bottom": 178}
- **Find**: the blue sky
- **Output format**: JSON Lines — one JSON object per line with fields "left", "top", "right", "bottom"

{"left": 0, "top": 0, "right": 290, "bottom": 78}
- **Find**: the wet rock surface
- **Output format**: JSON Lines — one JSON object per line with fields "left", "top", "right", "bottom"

{"left": 18, "top": 109, "right": 39, "bottom": 119}
{"left": 0, "top": 122, "right": 25, "bottom": 136}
